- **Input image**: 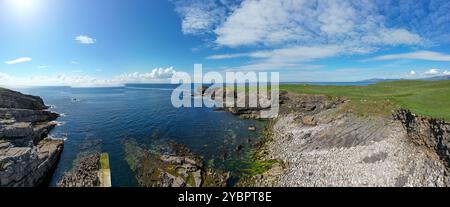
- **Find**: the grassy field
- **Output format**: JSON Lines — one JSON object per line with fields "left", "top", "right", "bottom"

{"left": 280, "top": 80, "right": 450, "bottom": 121}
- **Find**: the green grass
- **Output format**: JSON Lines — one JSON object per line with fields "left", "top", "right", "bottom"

{"left": 280, "top": 80, "right": 450, "bottom": 121}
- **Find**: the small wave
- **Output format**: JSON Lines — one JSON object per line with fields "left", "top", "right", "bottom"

{"left": 47, "top": 135, "right": 68, "bottom": 141}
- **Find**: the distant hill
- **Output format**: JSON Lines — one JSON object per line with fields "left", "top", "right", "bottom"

{"left": 361, "top": 75, "right": 450, "bottom": 83}
{"left": 362, "top": 78, "right": 404, "bottom": 83}
{"left": 421, "top": 75, "right": 450, "bottom": 81}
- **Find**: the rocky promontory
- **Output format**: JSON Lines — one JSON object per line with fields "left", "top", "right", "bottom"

{"left": 0, "top": 88, "right": 64, "bottom": 187}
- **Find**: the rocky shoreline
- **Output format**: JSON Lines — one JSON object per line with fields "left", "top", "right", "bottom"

{"left": 0, "top": 88, "right": 64, "bottom": 187}
{"left": 238, "top": 92, "right": 450, "bottom": 187}
{"left": 57, "top": 153, "right": 101, "bottom": 187}
{"left": 123, "top": 139, "right": 230, "bottom": 187}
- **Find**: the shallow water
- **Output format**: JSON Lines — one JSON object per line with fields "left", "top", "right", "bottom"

{"left": 19, "top": 84, "right": 263, "bottom": 187}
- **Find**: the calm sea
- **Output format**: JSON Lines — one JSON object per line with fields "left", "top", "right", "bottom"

{"left": 19, "top": 84, "right": 263, "bottom": 186}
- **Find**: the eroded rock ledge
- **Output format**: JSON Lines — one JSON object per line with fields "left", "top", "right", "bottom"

{"left": 57, "top": 153, "right": 101, "bottom": 187}
{"left": 0, "top": 88, "right": 63, "bottom": 187}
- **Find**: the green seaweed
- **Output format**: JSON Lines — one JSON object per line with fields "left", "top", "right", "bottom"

{"left": 100, "top": 153, "right": 110, "bottom": 169}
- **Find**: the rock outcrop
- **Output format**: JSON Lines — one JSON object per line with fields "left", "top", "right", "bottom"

{"left": 200, "top": 86, "right": 287, "bottom": 119}
{"left": 0, "top": 88, "right": 63, "bottom": 187}
{"left": 394, "top": 109, "right": 450, "bottom": 167}
{"left": 124, "top": 139, "right": 229, "bottom": 187}
{"left": 241, "top": 92, "right": 450, "bottom": 187}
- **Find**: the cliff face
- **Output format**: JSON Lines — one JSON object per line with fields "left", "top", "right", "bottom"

{"left": 244, "top": 92, "right": 449, "bottom": 187}
{"left": 394, "top": 109, "right": 450, "bottom": 167}
{"left": 0, "top": 88, "right": 64, "bottom": 187}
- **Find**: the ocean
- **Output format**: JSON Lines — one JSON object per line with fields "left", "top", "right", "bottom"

{"left": 19, "top": 84, "right": 263, "bottom": 186}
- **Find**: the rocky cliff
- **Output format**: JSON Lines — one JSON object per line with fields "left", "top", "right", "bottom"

{"left": 240, "top": 92, "right": 449, "bottom": 187}
{"left": 0, "top": 88, "right": 64, "bottom": 187}
{"left": 394, "top": 109, "right": 450, "bottom": 168}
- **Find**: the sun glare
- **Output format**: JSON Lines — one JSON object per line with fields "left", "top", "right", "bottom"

{"left": 9, "top": 0, "right": 36, "bottom": 12}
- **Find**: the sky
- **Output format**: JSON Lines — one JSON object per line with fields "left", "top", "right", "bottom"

{"left": 1, "top": 0, "right": 450, "bottom": 86}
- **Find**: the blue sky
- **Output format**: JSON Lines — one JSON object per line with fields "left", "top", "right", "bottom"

{"left": 1, "top": 0, "right": 450, "bottom": 86}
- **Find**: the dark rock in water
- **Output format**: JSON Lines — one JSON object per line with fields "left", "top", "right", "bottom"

{"left": 57, "top": 153, "right": 101, "bottom": 187}
{"left": 70, "top": 98, "right": 81, "bottom": 102}
{"left": 219, "top": 151, "right": 229, "bottom": 161}
{"left": 0, "top": 87, "right": 64, "bottom": 187}
{"left": 78, "top": 138, "right": 103, "bottom": 151}
{"left": 123, "top": 139, "right": 229, "bottom": 187}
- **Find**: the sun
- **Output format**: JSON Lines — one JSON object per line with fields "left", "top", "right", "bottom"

{"left": 9, "top": 0, "right": 36, "bottom": 12}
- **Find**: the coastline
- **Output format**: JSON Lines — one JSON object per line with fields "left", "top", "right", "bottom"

{"left": 238, "top": 92, "right": 450, "bottom": 187}
{"left": 2, "top": 84, "right": 449, "bottom": 187}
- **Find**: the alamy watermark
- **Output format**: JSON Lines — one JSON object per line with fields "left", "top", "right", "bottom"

{"left": 170, "top": 64, "right": 280, "bottom": 118}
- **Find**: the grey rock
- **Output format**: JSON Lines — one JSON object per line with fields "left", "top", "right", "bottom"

{"left": 57, "top": 153, "right": 101, "bottom": 187}
{"left": 0, "top": 138, "right": 63, "bottom": 187}
{"left": 242, "top": 92, "right": 449, "bottom": 187}
{"left": 0, "top": 87, "right": 63, "bottom": 187}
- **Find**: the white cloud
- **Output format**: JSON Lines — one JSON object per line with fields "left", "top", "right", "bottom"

{"left": 424, "top": 69, "right": 440, "bottom": 75}
{"left": 224, "top": 62, "right": 323, "bottom": 72}
{"left": 369, "top": 51, "right": 450, "bottom": 62}
{"left": 4, "top": 57, "right": 32, "bottom": 65}
{"left": 114, "top": 67, "right": 178, "bottom": 82}
{"left": 0, "top": 67, "right": 180, "bottom": 87}
{"left": 171, "top": 0, "right": 238, "bottom": 35}
{"left": 209, "top": 45, "right": 342, "bottom": 71}
{"left": 75, "top": 35, "right": 96, "bottom": 44}
{"left": 172, "top": 0, "right": 434, "bottom": 73}
{"left": 0, "top": 72, "right": 10, "bottom": 81}
{"left": 409, "top": 70, "right": 416, "bottom": 75}
{"left": 38, "top": 65, "right": 51, "bottom": 69}
{"left": 206, "top": 53, "right": 248, "bottom": 60}
{"left": 444, "top": 70, "right": 450, "bottom": 75}
{"left": 212, "top": 0, "right": 422, "bottom": 48}
{"left": 208, "top": 45, "right": 342, "bottom": 61}
{"left": 170, "top": 0, "right": 450, "bottom": 76}
{"left": 363, "top": 29, "right": 422, "bottom": 46}
{"left": 70, "top": 61, "right": 80, "bottom": 65}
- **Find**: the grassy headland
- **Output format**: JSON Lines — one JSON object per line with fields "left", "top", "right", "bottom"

{"left": 281, "top": 80, "right": 450, "bottom": 121}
